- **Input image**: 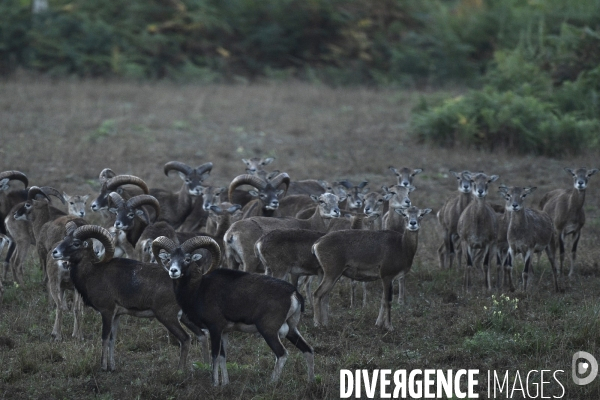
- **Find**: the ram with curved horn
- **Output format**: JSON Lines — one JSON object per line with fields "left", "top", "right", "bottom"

{"left": 107, "top": 192, "right": 177, "bottom": 261}
{"left": 0, "top": 170, "right": 29, "bottom": 232}
{"left": 153, "top": 235, "right": 314, "bottom": 386}
{"left": 228, "top": 172, "right": 290, "bottom": 218}
{"left": 0, "top": 170, "right": 29, "bottom": 283}
{"left": 90, "top": 173, "right": 150, "bottom": 227}
{"left": 13, "top": 186, "right": 86, "bottom": 282}
{"left": 51, "top": 223, "right": 208, "bottom": 372}
{"left": 148, "top": 161, "right": 213, "bottom": 230}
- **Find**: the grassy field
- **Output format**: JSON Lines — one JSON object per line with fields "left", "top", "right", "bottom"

{"left": 0, "top": 76, "right": 599, "bottom": 399}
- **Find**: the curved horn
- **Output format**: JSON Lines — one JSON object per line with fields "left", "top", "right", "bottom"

{"left": 27, "top": 186, "right": 51, "bottom": 202}
{"left": 228, "top": 174, "right": 267, "bottom": 202}
{"left": 127, "top": 195, "right": 160, "bottom": 218}
{"left": 151, "top": 236, "right": 178, "bottom": 271}
{"left": 181, "top": 236, "right": 221, "bottom": 274}
{"left": 65, "top": 221, "right": 78, "bottom": 236}
{"left": 99, "top": 168, "right": 116, "bottom": 183}
{"left": 40, "top": 186, "right": 66, "bottom": 204}
{"left": 108, "top": 192, "right": 125, "bottom": 209}
{"left": 0, "top": 170, "right": 28, "bottom": 188}
{"left": 73, "top": 225, "right": 115, "bottom": 262}
{"left": 164, "top": 161, "right": 193, "bottom": 177}
{"left": 269, "top": 172, "right": 290, "bottom": 196}
{"left": 195, "top": 162, "right": 213, "bottom": 176}
{"left": 106, "top": 175, "right": 149, "bottom": 194}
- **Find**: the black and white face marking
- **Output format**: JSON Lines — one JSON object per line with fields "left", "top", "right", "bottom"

{"left": 112, "top": 204, "right": 145, "bottom": 231}
{"left": 52, "top": 235, "right": 88, "bottom": 261}
{"left": 396, "top": 206, "right": 432, "bottom": 232}
{"left": 250, "top": 185, "right": 285, "bottom": 210}
{"left": 499, "top": 186, "right": 536, "bottom": 212}
{"left": 565, "top": 167, "right": 598, "bottom": 191}
{"left": 13, "top": 201, "right": 32, "bottom": 221}
{"left": 311, "top": 193, "right": 341, "bottom": 219}
{"left": 158, "top": 249, "right": 202, "bottom": 279}
{"left": 469, "top": 173, "right": 498, "bottom": 199}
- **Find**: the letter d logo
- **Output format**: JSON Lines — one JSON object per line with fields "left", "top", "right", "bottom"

{"left": 572, "top": 351, "right": 598, "bottom": 385}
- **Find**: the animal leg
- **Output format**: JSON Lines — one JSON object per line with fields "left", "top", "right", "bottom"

{"left": 180, "top": 312, "right": 209, "bottom": 365}
{"left": 108, "top": 314, "right": 121, "bottom": 371}
{"left": 522, "top": 250, "right": 533, "bottom": 291}
{"left": 100, "top": 312, "right": 114, "bottom": 371}
{"left": 375, "top": 278, "right": 394, "bottom": 330}
{"left": 72, "top": 290, "right": 84, "bottom": 340}
{"left": 210, "top": 330, "right": 228, "bottom": 386}
{"left": 157, "top": 313, "right": 191, "bottom": 370}
{"left": 313, "top": 274, "right": 339, "bottom": 327}
{"left": 569, "top": 230, "right": 581, "bottom": 277}
{"left": 463, "top": 244, "right": 473, "bottom": 292}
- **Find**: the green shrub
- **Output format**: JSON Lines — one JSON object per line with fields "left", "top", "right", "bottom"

{"left": 411, "top": 87, "right": 599, "bottom": 157}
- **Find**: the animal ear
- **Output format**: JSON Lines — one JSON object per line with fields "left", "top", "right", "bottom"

{"left": 310, "top": 194, "right": 319, "bottom": 203}
{"left": 564, "top": 167, "right": 575, "bottom": 176}
{"left": 227, "top": 204, "right": 242, "bottom": 213}
{"left": 116, "top": 188, "right": 124, "bottom": 194}
{"left": 83, "top": 240, "right": 89, "bottom": 248}
{"left": 498, "top": 185, "right": 508, "bottom": 194}
{"left": 419, "top": 208, "right": 432, "bottom": 217}
{"left": 63, "top": 192, "right": 71, "bottom": 201}
{"left": 358, "top": 181, "right": 369, "bottom": 189}
{"left": 135, "top": 209, "right": 146, "bottom": 217}
{"left": 408, "top": 185, "right": 416, "bottom": 192}
{"left": 383, "top": 193, "right": 393, "bottom": 201}
{"left": 412, "top": 168, "right": 423, "bottom": 176}
{"left": 318, "top": 180, "right": 329, "bottom": 190}
{"left": 394, "top": 208, "right": 407, "bottom": 216}
{"left": 276, "top": 189, "right": 285, "bottom": 197}
{"left": 525, "top": 187, "right": 537, "bottom": 195}
{"left": 361, "top": 186, "right": 370, "bottom": 194}
{"left": 191, "top": 253, "right": 203, "bottom": 262}
{"left": 337, "top": 194, "right": 347, "bottom": 203}
{"left": 178, "top": 171, "right": 188, "bottom": 181}
{"left": 158, "top": 251, "right": 170, "bottom": 262}
{"left": 82, "top": 194, "right": 90, "bottom": 202}
{"left": 488, "top": 175, "right": 499, "bottom": 183}
{"left": 451, "top": 171, "right": 460, "bottom": 179}
{"left": 389, "top": 166, "right": 399, "bottom": 176}
{"left": 209, "top": 205, "right": 223, "bottom": 214}
{"left": 588, "top": 169, "right": 598, "bottom": 176}
{"left": 109, "top": 207, "right": 118, "bottom": 214}
{"left": 262, "top": 157, "right": 275, "bottom": 165}
{"left": 0, "top": 178, "right": 9, "bottom": 187}
{"left": 248, "top": 190, "right": 259, "bottom": 197}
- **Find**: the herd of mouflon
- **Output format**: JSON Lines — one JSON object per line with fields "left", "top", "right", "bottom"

{"left": 0, "top": 159, "right": 596, "bottom": 385}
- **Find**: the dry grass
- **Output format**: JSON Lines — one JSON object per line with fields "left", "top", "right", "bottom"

{"left": 0, "top": 76, "right": 599, "bottom": 399}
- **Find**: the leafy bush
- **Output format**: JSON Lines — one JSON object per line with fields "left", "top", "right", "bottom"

{"left": 411, "top": 6, "right": 600, "bottom": 157}
{"left": 412, "top": 87, "right": 600, "bottom": 157}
